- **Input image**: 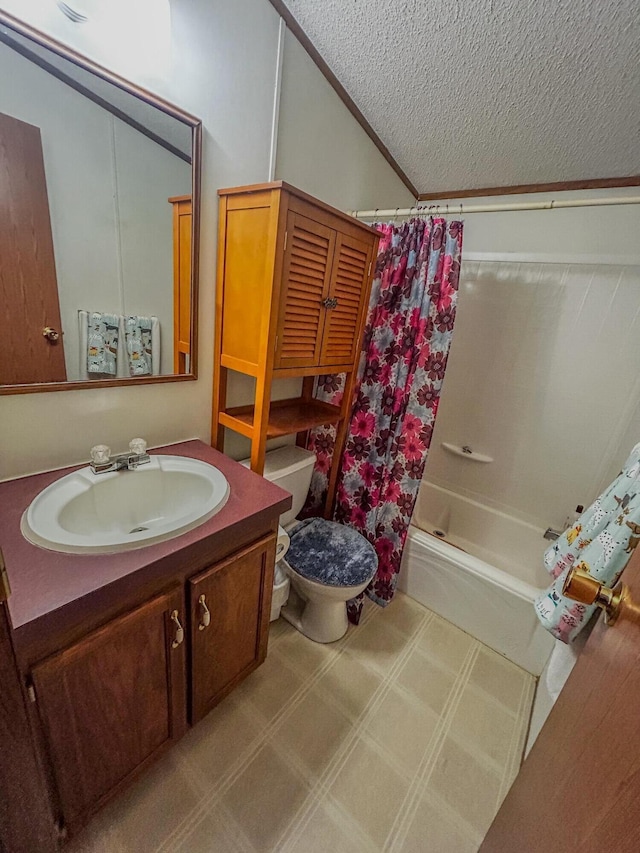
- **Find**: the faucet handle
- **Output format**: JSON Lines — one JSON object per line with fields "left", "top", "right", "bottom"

{"left": 90, "top": 445, "right": 111, "bottom": 464}
{"left": 129, "top": 438, "right": 147, "bottom": 455}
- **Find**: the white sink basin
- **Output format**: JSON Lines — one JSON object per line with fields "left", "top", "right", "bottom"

{"left": 21, "top": 455, "right": 230, "bottom": 554}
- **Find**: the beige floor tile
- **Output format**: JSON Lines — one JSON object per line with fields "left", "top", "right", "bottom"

{"left": 364, "top": 686, "right": 439, "bottom": 778}
{"left": 468, "top": 647, "right": 532, "bottom": 713}
{"left": 376, "top": 592, "right": 427, "bottom": 638}
{"left": 395, "top": 647, "right": 457, "bottom": 715}
{"left": 275, "top": 626, "right": 338, "bottom": 679}
{"left": 234, "top": 647, "right": 305, "bottom": 724}
{"left": 398, "top": 794, "right": 479, "bottom": 853}
{"left": 449, "top": 685, "right": 521, "bottom": 768}
{"left": 269, "top": 617, "right": 295, "bottom": 642}
{"left": 103, "top": 752, "right": 201, "bottom": 853}
{"left": 173, "top": 806, "right": 243, "bottom": 853}
{"left": 288, "top": 800, "right": 374, "bottom": 853}
{"left": 66, "top": 815, "right": 125, "bottom": 853}
{"left": 343, "top": 617, "right": 413, "bottom": 676}
{"left": 427, "top": 737, "right": 503, "bottom": 836}
{"left": 314, "top": 652, "right": 384, "bottom": 721}
{"left": 417, "top": 615, "right": 475, "bottom": 672}
{"left": 328, "top": 737, "right": 411, "bottom": 847}
{"left": 271, "top": 686, "right": 353, "bottom": 781}
{"left": 222, "top": 743, "right": 311, "bottom": 852}
{"left": 178, "top": 696, "right": 263, "bottom": 788}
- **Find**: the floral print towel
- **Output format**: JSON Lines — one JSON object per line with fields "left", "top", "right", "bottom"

{"left": 535, "top": 442, "right": 640, "bottom": 643}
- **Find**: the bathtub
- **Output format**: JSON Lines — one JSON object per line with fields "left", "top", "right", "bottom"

{"left": 398, "top": 482, "right": 555, "bottom": 675}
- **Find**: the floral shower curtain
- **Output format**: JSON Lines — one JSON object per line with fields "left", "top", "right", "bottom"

{"left": 305, "top": 217, "right": 464, "bottom": 622}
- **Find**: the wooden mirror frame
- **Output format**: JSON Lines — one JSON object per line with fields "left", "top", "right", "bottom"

{"left": 0, "top": 9, "right": 202, "bottom": 396}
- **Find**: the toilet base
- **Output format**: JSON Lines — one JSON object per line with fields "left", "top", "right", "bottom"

{"left": 281, "top": 586, "right": 348, "bottom": 644}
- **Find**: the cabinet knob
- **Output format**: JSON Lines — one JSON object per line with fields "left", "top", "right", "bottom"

{"left": 322, "top": 297, "right": 338, "bottom": 309}
{"left": 198, "top": 594, "right": 211, "bottom": 631}
{"left": 170, "top": 610, "right": 184, "bottom": 648}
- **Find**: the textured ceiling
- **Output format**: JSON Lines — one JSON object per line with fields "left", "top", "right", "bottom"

{"left": 282, "top": 0, "right": 640, "bottom": 194}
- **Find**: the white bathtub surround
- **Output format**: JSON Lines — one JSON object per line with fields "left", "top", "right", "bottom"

{"left": 425, "top": 260, "right": 640, "bottom": 532}
{"left": 66, "top": 593, "right": 535, "bottom": 853}
{"left": 401, "top": 481, "right": 555, "bottom": 675}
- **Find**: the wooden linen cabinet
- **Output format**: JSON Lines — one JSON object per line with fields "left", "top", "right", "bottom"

{"left": 212, "top": 181, "right": 380, "bottom": 517}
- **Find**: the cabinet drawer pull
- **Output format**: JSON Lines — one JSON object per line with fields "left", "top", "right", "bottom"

{"left": 170, "top": 610, "right": 184, "bottom": 648}
{"left": 198, "top": 594, "right": 211, "bottom": 631}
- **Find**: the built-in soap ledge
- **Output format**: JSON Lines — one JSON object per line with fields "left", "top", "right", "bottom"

{"left": 441, "top": 443, "right": 493, "bottom": 463}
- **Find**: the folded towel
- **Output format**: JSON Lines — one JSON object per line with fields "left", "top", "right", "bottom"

{"left": 125, "top": 316, "right": 158, "bottom": 376}
{"left": 535, "top": 441, "right": 640, "bottom": 643}
{"left": 86, "top": 312, "right": 119, "bottom": 376}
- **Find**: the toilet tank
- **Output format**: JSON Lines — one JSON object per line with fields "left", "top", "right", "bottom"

{"left": 241, "top": 446, "right": 316, "bottom": 527}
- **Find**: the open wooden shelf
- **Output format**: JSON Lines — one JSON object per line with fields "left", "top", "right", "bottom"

{"left": 222, "top": 397, "right": 342, "bottom": 439}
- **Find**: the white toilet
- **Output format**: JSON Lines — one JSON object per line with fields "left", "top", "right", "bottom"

{"left": 247, "top": 446, "right": 378, "bottom": 643}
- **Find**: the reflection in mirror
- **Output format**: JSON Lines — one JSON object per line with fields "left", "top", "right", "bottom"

{"left": 0, "top": 15, "right": 201, "bottom": 392}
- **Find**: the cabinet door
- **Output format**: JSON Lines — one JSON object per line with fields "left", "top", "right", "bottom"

{"left": 274, "top": 212, "right": 335, "bottom": 369}
{"left": 171, "top": 197, "right": 192, "bottom": 373}
{"left": 190, "top": 534, "right": 276, "bottom": 723}
{"left": 31, "top": 586, "right": 187, "bottom": 833}
{"left": 319, "top": 232, "right": 374, "bottom": 368}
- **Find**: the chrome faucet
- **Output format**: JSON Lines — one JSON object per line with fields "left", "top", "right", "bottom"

{"left": 543, "top": 527, "right": 562, "bottom": 541}
{"left": 90, "top": 438, "right": 151, "bottom": 474}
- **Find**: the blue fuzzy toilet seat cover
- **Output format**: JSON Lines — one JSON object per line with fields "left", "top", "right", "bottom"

{"left": 286, "top": 518, "right": 378, "bottom": 587}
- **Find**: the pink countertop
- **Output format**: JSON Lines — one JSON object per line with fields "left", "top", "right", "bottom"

{"left": 0, "top": 440, "right": 291, "bottom": 631}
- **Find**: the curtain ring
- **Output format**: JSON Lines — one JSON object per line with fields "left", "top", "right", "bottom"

{"left": 394, "top": 207, "right": 400, "bottom": 224}
{"left": 459, "top": 203, "right": 463, "bottom": 217}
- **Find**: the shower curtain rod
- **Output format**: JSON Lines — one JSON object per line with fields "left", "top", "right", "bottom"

{"left": 350, "top": 195, "right": 640, "bottom": 219}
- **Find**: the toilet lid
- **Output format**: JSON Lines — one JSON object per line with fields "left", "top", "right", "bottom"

{"left": 286, "top": 518, "right": 378, "bottom": 588}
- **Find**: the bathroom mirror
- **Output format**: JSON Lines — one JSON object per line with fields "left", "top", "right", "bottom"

{"left": 0, "top": 11, "right": 201, "bottom": 394}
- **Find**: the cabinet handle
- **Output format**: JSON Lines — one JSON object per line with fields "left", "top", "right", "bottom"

{"left": 170, "top": 610, "right": 184, "bottom": 648}
{"left": 322, "top": 297, "right": 338, "bottom": 309}
{"left": 198, "top": 594, "right": 211, "bottom": 631}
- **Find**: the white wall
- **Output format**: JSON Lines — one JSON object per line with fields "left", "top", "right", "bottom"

{"left": 275, "top": 29, "right": 414, "bottom": 212}
{"left": 0, "top": 43, "right": 191, "bottom": 379}
{"left": 421, "top": 190, "right": 640, "bottom": 530}
{"left": 0, "top": 0, "right": 412, "bottom": 480}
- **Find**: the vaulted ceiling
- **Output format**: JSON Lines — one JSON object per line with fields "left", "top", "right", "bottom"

{"left": 276, "top": 0, "right": 640, "bottom": 196}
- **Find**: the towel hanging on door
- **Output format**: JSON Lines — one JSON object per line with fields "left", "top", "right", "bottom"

{"left": 534, "top": 442, "right": 640, "bottom": 643}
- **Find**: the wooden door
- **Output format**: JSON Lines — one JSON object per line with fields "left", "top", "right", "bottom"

{"left": 31, "top": 586, "right": 187, "bottom": 834}
{"left": 169, "top": 195, "right": 192, "bottom": 373}
{"left": 320, "top": 232, "right": 374, "bottom": 368}
{"left": 0, "top": 599, "right": 58, "bottom": 853}
{"left": 190, "top": 534, "right": 276, "bottom": 723}
{"left": 0, "top": 112, "right": 66, "bottom": 385}
{"left": 480, "top": 549, "right": 640, "bottom": 853}
{"left": 274, "top": 211, "right": 335, "bottom": 370}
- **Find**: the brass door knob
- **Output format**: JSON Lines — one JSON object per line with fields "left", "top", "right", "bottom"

{"left": 562, "top": 567, "right": 625, "bottom": 625}
{"left": 42, "top": 326, "right": 60, "bottom": 342}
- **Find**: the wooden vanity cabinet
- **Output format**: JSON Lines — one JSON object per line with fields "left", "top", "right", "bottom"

{"left": 190, "top": 533, "right": 276, "bottom": 723}
{"left": 30, "top": 585, "right": 187, "bottom": 834}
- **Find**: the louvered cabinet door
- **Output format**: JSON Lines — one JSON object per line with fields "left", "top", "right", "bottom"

{"left": 274, "top": 212, "right": 336, "bottom": 369}
{"left": 319, "top": 232, "right": 373, "bottom": 368}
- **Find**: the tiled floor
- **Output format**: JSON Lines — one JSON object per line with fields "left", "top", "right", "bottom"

{"left": 68, "top": 593, "right": 535, "bottom": 853}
